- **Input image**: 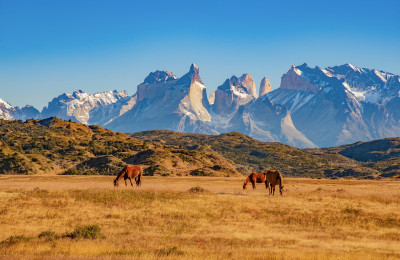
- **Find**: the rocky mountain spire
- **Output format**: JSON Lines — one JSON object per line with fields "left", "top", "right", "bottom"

{"left": 259, "top": 77, "right": 272, "bottom": 97}
{"left": 188, "top": 63, "right": 203, "bottom": 84}
{"left": 239, "top": 73, "right": 258, "bottom": 99}
{"left": 212, "top": 73, "right": 257, "bottom": 115}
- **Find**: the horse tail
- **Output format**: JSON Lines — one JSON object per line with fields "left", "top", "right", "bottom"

{"left": 136, "top": 167, "right": 142, "bottom": 187}
{"left": 243, "top": 176, "right": 251, "bottom": 190}
{"left": 277, "top": 170, "right": 283, "bottom": 195}
{"left": 277, "top": 171, "right": 283, "bottom": 187}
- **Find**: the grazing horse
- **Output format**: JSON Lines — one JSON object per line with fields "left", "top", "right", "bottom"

{"left": 242, "top": 172, "right": 269, "bottom": 190}
{"left": 113, "top": 165, "right": 142, "bottom": 187}
{"left": 266, "top": 170, "right": 284, "bottom": 195}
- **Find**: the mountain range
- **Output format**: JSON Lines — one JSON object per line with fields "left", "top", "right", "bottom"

{"left": 1, "top": 63, "right": 400, "bottom": 148}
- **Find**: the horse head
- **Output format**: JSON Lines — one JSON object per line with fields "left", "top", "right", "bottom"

{"left": 113, "top": 179, "right": 119, "bottom": 187}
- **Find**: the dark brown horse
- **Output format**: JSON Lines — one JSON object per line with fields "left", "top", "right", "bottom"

{"left": 266, "top": 170, "right": 284, "bottom": 195}
{"left": 114, "top": 165, "right": 142, "bottom": 187}
{"left": 242, "top": 172, "right": 269, "bottom": 190}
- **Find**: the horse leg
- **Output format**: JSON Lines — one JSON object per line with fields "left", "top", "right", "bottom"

{"left": 272, "top": 185, "right": 275, "bottom": 196}
{"left": 252, "top": 180, "right": 256, "bottom": 189}
{"left": 129, "top": 178, "right": 134, "bottom": 187}
{"left": 265, "top": 181, "right": 269, "bottom": 193}
{"left": 124, "top": 179, "right": 127, "bottom": 186}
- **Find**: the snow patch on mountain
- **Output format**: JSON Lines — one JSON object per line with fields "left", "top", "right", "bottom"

{"left": 212, "top": 74, "right": 257, "bottom": 115}
{"left": 0, "top": 98, "right": 12, "bottom": 110}
{"left": 231, "top": 85, "right": 251, "bottom": 99}
{"left": 41, "top": 90, "right": 130, "bottom": 124}
{"left": 267, "top": 89, "right": 315, "bottom": 113}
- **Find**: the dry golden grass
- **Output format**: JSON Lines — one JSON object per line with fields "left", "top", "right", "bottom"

{"left": 0, "top": 176, "right": 399, "bottom": 259}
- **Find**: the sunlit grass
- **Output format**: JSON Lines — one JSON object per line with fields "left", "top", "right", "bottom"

{"left": 0, "top": 176, "right": 399, "bottom": 259}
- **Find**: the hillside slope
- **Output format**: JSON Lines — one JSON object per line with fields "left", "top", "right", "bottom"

{"left": 0, "top": 118, "right": 240, "bottom": 177}
{"left": 131, "top": 130, "right": 387, "bottom": 178}
{"left": 1, "top": 118, "right": 399, "bottom": 178}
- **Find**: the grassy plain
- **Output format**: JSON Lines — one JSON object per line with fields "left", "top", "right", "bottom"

{"left": 0, "top": 175, "right": 399, "bottom": 259}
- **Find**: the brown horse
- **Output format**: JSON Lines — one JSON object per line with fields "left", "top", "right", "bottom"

{"left": 242, "top": 172, "right": 269, "bottom": 190}
{"left": 266, "top": 170, "right": 284, "bottom": 195}
{"left": 113, "top": 165, "right": 142, "bottom": 187}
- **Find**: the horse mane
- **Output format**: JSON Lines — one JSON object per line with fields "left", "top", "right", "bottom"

{"left": 115, "top": 165, "right": 128, "bottom": 182}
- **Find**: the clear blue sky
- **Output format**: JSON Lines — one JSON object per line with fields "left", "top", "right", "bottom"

{"left": 1, "top": 0, "right": 399, "bottom": 109}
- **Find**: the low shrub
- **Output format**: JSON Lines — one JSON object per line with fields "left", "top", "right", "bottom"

{"left": 188, "top": 186, "right": 208, "bottom": 193}
{"left": 63, "top": 225, "right": 104, "bottom": 239}
{"left": 0, "top": 235, "right": 32, "bottom": 247}
{"left": 156, "top": 246, "right": 184, "bottom": 256}
{"left": 38, "top": 230, "right": 60, "bottom": 241}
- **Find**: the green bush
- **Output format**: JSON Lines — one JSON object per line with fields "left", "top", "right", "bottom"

{"left": 190, "top": 169, "right": 211, "bottom": 176}
{"left": 63, "top": 225, "right": 104, "bottom": 239}
{"left": 38, "top": 230, "right": 60, "bottom": 241}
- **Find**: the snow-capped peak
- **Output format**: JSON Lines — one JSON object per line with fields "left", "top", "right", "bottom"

{"left": 0, "top": 98, "right": 13, "bottom": 109}
{"left": 41, "top": 89, "right": 130, "bottom": 124}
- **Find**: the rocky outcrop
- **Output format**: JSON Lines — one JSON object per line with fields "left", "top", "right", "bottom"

{"left": 106, "top": 63, "right": 215, "bottom": 134}
{"left": 280, "top": 64, "right": 319, "bottom": 93}
{"left": 208, "top": 91, "right": 215, "bottom": 105}
{"left": 136, "top": 71, "right": 177, "bottom": 102}
{"left": 259, "top": 77, "right": 272, "bottom": 96}
{"left": 212, "top": 73, "right": 257, "bottom": 115}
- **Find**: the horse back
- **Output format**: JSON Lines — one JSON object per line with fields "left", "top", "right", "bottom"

{"left": 125, "top": 165, "right": 142, "bottom": 178}
{"left": 251, "top": 172, "right": 267, "bottom": 183}
{"left": 266, "top": 170, "right": 280, "bottom": 184}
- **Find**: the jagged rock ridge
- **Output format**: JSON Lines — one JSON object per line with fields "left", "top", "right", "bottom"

{"left": 267, "top": 63, "right": 400, "bottom": 147}
{"left": 2, "top": 63, "right": 400, "bottom": 148}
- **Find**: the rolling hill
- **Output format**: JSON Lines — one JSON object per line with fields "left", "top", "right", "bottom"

{"left": 0, "top": 118, "right": 240, "bottom": 177}
{"left": 131, "top": 130, "right": 399, "bottom": 178}
{"left": 1, "top": 118, "right": 399, "bottom": 178}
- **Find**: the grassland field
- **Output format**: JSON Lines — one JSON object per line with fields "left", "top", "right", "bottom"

{"left": 0, "top": 175, "right": 399, "bottom": 259}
